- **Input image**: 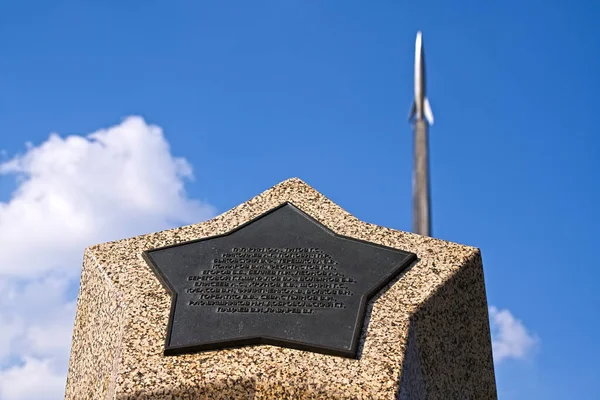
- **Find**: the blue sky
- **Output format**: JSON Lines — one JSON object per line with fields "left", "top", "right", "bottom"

{"left": 1, "top": 1, "right": 599, "bottom": 399}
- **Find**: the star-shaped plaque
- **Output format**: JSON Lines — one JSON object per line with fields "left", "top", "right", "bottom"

{"left": 143, "top": 203, "right": 416, "bottom": 358}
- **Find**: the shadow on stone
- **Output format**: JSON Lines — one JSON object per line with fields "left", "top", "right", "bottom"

{"left": 395, "top": 250, "right": 497, "bottom": 399}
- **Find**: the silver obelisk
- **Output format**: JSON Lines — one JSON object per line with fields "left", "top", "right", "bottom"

{"left": 408, "top": 31, "right": 434, "bottom": 236}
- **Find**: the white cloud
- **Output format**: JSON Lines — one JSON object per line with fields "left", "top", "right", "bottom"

{"left": 489, "top": 306, "right": 539, "bottom": 363}
{"left": 0, "top": 117, "right": 216, "bottom": 399}
{"left": 0, "top": 116, "right": 214, "bottom": 279}
{"left": 0, "top": 277, "right": 74, "bottom": 368}
{"left": 0, "top": 358, "right": 66, "bottom": 400}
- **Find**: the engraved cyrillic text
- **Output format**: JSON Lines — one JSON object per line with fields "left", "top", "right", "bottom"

{"left": 184, "top": 247, "right": 354, "bottom": 314}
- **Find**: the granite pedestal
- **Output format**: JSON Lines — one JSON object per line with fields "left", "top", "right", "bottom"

{"left": 65, "top": 178, "right": 497, "bottom": 399}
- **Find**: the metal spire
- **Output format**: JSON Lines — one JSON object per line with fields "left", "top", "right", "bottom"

{"left": 408, "top": 31, "right": 433, "bottom": 237}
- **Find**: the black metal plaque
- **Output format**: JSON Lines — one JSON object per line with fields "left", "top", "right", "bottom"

{"left": 143, "top": 202, "right": 416, "bottom": 358}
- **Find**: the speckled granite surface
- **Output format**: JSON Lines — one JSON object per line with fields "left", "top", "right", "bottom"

{"left": 65, "top": 178, "right": 497, "bottom": 399}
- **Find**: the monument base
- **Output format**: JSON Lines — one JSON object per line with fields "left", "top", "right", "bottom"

{"left": 65, "top": 178, "right": 497, "bottom": 399}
